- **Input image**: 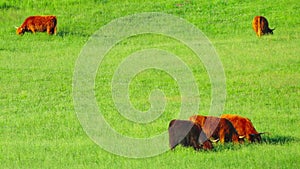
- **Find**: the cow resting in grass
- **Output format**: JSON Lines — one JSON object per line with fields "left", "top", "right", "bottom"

{"left": 189, "top": 115, "right": 244, "bottom": 143}
{"left": 16, "top": 15, "right": 57, "bottom": 35}
{"left": 168, "top": 119, "right": 213, "bottom": 151}
{"left": 252, "top": 16, "right": 274, "bottom": 37}
{"left": 221, "top": 114, "right": 265, "bottom": 142}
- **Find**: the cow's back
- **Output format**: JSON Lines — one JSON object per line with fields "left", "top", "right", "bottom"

{"left": 190, "top": 115, "right": 217, "bottom": 138}
{"left": 259, "top": 16, "right": 269, "bottom": 34}
{"left": 190, "top": 115, "right": 242, "bottom": 143}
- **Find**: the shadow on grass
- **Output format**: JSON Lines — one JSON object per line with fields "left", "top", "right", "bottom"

{"left": 169, "top": 135, "right": 300, "bottom": 153}
{"left": 167, "top": 143, "right": 245, "bottom": 153}
{"left": 210, "top": 143, "right": 246, "bottom": 152}
{"left": 207, "top": 135, "right": 299, "bottom": 152}
{"left": 56, "top": 31, "right": 90, "bottom": 38}
{"left": 262, "top": 135, "right": 299, "bottom": 145}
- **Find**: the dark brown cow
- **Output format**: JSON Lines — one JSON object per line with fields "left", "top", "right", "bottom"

{"left": 252, "top": 16, "right": 275, "bottom": 37}
{"left": 168, "top": 119, "right": 213, "bottom": 151}
{"left": 189, "top": 115, "right": 244, "bottom": 144}
{"left": 221, "top": 114, "right": 265, "bottom": 142}
{"left": 16, "top": 15, "right": 57, "bottom": 35}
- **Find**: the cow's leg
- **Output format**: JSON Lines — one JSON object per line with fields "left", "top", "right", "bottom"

{"left": 47, "top": 27, "right": 52, "bottom": 35}
{"left": 28, "top": 26, "right": 35, "bottom": 34}
{"left": 219, "top": 132, "right": 225, "bottom": 143}
{"left": 191, "top": 137, "right": 200, "bottom": 150}
{"left": 258, "top": 29, "right": 262, "bottom": 37}
{"left": 169, "top": 136, "right": 178, "bottom": 150}
{"left": 48, "top": 26, "right": 57, "bottom": 35}
{"left": 170, "top": 143, "right": 178, "bottom": 150}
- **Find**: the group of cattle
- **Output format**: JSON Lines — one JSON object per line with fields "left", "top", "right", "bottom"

{"left": 15, "top": 15, "right": 274, "bottom": 37}
{"left": 14, "top": 15, "right": 271, "bottom": 151}
{"left": 168, "top": 114, "right": 265, "bottom": 151}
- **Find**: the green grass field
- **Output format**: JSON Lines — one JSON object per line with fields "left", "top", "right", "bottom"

{"left": 1, "top": 0, "right": 299, "bottom": 168}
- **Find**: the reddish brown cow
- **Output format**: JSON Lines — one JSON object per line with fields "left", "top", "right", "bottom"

{"left": 221, "top": 114, "right": 264, "bottom": 142}
{"left": 16, "top": 15, "right": 57, "bottom": 35}
{"left": 168, "top": 119, "right": 213, "bottom": 151}
{"left": 189, "top": 115, "right": 244, "bottom": 144}
{"left": 252, "top": 16, "right": 275, "bottom": 37}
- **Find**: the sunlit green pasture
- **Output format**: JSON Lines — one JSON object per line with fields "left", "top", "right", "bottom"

{"left": 1, "top": 0, "right": 299, "bottom": 168}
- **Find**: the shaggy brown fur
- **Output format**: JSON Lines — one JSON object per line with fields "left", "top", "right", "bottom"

{"left": 221, "top": 114, "right": 264, "bottom": 142}
{"left": 16, "top": 15, "right": 57, "bottom": 35}
{"left": 189, "top": 115, "right": 244, "bottom": 143}
{"left": 252, "top": 16, "right": 274, "bottom": 37}
{"left": 168, "top": 119, "right": 213, "bottom": 150}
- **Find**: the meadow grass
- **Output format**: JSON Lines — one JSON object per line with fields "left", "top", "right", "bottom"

{"left": 1, "top": 0, "right": 300, "bottom": 168}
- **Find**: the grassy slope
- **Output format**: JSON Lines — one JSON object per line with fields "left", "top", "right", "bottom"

{"left": 1, "top": 0, "right": 299, "bottom": 168}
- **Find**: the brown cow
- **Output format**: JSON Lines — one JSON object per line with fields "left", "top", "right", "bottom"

{"left": 16, "top": 15, "right": 57, "bottom": 35}
{"left": 168, "top": 119, "right": 213, "bottom": 151}
{"left": 221, "top": 114, "right": 265, "bottom": 142}
{"left": 189, "top": 115, "right": 244, "bottom": 143}
{"left": 252, "top": 16, "right": 275, "bottom": 37}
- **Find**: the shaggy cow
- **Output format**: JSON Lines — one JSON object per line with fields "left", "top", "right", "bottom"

{"left": 189, "top": 115, "right": 244, "bottom": 143}
{"left": 168, "top": 119, "right": 213, "bottom": 151}
{"left": 221, "top": 114, "right": 264, "bottom": 142}
{"left": 16, "top": 15, "right": 57, "bottom": 35}
{"left": 252, "top": 16, "right": 275, "bottom": 37}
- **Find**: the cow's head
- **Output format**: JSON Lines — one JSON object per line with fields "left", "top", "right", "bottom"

{"left": 201, "top": 140, "right": 213, "bottom": 150}
{"left": 16, "top": 27, "right": 25, "bottom": 35}
{"left": 249, "top": 132, "right": 266, "bottom": 142}
{"left": 267, "top": 28, "right": 275, "bottom": 35}
{"left": 199, "top": 132, "right": 215, "bottom": 150}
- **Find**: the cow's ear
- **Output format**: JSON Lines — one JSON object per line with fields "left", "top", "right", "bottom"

{"left": 249, "top": 134, "right": 258, "bottom": 141}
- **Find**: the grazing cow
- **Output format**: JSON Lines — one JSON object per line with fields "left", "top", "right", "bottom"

{"left": 189, "top": 115, "right": 244, "bottom": 143}
{"left": 168, "top": 119, "right": 213, "bottom": 151}
{"left": 16, "top": 15, "right": 57, "bottom": 35}
{"left": 252, "top": 16, "right": 275, "bottom": 37}
{"left": 221, "top": 114, "right": 265, "bottom": 142}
